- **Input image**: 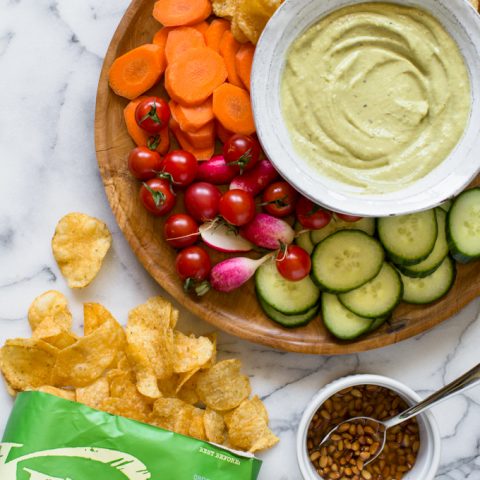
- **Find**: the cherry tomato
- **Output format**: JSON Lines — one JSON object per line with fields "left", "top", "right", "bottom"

{"left": 176, "top": 246, "right": 211, "bottom": 281}
{"left": 219, "top": 189, "right": 256, "bottom": 226}
{"left": 335, "top": 213, "right": 364, "bottom": 222}
{"left": 161, "top": 150, "right": 198, "bottom": 188}
{"left": 223, "top": 134, "right": 261, "bottom": 174}
{"left": 164, "top": 214, "right": 199, "bottom": 249}
{"left": 296, "top": 197, "right": 332, "bottom": 230}
{"left": 139, "top": 178, "right": 176, "bottom": 216}
{"left": 276, "top": 245, "right": 312, "bottom": 281}
{"left": 184, "top": 182, "right": 221, "bottom": 222}
{"left": 262, "top": 181, "right": 298, "bottom": 218}
{"left": 135, "top": 97, "right": 171, "bottom": 134}
{"left": 128, "top": 147, "right": 162, "bottom": 180}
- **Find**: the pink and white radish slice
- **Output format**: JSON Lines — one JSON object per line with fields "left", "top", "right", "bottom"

{"left": 240, "top": 213, "right": 295, "bottom": 249}
{"left": 210, "top": 253, "right": 273, "bottom": 292}
{"left": 199, "top": 220, "right": 254, "bottom": 253}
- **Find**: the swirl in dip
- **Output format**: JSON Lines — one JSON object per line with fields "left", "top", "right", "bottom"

{"left": 281, "top": 3, "right": 471, "bottom": 193}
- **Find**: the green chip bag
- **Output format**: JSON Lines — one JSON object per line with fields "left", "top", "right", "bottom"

{"left": 1, "top": 392, "right": 262, "bottom": 480}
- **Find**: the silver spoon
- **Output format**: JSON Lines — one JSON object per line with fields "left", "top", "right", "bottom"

{"left": 320, "top": 362, "right": 480, "bottom": 465}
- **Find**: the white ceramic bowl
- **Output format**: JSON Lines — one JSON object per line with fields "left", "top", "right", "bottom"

{"left": 252, "top": 0, "right": 480, "bottom": 217}
{"left": 296, "top": 374, "right": 441, "bottom": 480}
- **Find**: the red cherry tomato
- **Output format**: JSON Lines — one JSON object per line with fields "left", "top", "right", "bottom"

{"left": 135, "top": 97, "right": 171, "bottom": 134}
{"left": 223, "top": 134, "right": 261, "bottom": 174}
{"left": 335, "top": 213, "right": 364, "bottom": 222}
{"left": 161, "top": 150, "right": 198, "bottom": 188}
{"left": 219, "top": 189, "right": 256, "bottom": 226}
{"left": 296, "top": 197, "right": 332, "bottom": 230}
{"left": 262, "top": 181, "right": 298, "bottom": 218}
{"left": 276, "top": 245, "right": 312, "bottom": 281}
{"left": 164, "top": 214, "right": 199, "bottom": 249}
{"left": 139, "top": 178, "right": 176, "bottom": 216}
{"left": 128, "top": 147, "right": 163, "bottom": 180}
{"left": 176, "top": 246, "right": 211, "bottom": 281}
{"left": 184, "top": 182, "right": 222, "bottom": 222}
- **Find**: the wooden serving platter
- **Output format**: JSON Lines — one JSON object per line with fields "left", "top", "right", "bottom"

{"left": 95, "top": 0, "right": 480, "bottom": 354}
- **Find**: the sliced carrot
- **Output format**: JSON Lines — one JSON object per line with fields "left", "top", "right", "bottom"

{"left": 109, "top": 44, "right": 164, "bottom": 100}
{"left": 124, "top": 97, "right": 170, "bottom": 154}
{"left": 153, "top": 0, "right": 211, "bottom": 27}
{"left": 205, "top": 19, "right": 230, "bottom": 53}
{"left": 216, "top": 121, "right": 234, "bottom": 144}
{"left": 165, "top": 27, "right": 206, "bottom": 64}
{"left": 153, "top": 27, "right": 171, "bottom": 48}
{"left": 171, "top": 98, "right": 214, "bottom": 133}
{"left": 219, "top": 30, "right": 243, "bottom": 88}
{"left": 165, "top": 47, "right": 227, "bottom": 106}
{"left": 235, "top": 43, "right": 255, "bottom": 91}
{"left": 192, "top": 21, "right": 209, "bottom": 37}
{"left": 212, "top": 83, "right": 256, "bottom": 136}
{"left": 170, "top": 118, "right": 214, "bottom": 160}
{"left": 184, "top": 122, "right": 215, "bottom": 149}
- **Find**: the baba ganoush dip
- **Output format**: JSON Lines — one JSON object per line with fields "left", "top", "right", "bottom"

{"left": 281, "top": 3, "right": 471, "bottom": 193}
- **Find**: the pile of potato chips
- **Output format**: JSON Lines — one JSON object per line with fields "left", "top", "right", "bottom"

{"left": 212, "top": 0, "right": 283, "bottom": 44}
{"left": 0, "top": 292, "right": 279, "bottom": 453}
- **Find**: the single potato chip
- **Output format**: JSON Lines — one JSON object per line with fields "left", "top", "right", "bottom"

{"left": 231, "top": 16, "right": 249, "bottom": 43}
{"left": 189, "top": 408, "right": 207, "bottom": 441}
{"left": 76, "top": 377, "right": 110, "bottom": 409}
{"left": 32, "top": 318, "right": 78, "bottom": 349}
{"left": 28, "top": 290, "right": 72, "bottom": 332}
{"left": 204, "top": 409, "right": 226, "bottom": 444}
{"left": 52, "top": 212, "right": 112, "bottom": 289}
{"left": 99, "top": 397, "right": 149, "bottom": 423}
{"left": 53, "top": 317, "right": 125, "bottom": 387}
{"left": 236, "top": 7, "right": 269, "bottom": 44}
{"left": 227, "top": 396, "right": 279, "bottom": 452}
{"left": 125, "top": 344, "right": 162, "bottom": 399}
{"left": 212, "top": 0, "right": 238, "bottom": 18}
{"left": 83, "top": 303, "right": 117, "bottom": 335}
{"left": 0, "top": 339, "right": 58, "bottom": 391}
{"left": 173, "top": 332, "right": 214, "bottom": 374}
{"left": 34, "top": 385, "right": 76, "bottom": 401}
{"left": 196, "top": 359, "right": 251, "bottom": 411}
{"left": 152, "top": 397, "right": 205, "bottom": 437}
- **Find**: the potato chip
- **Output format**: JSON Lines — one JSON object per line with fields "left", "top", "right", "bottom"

{"left": 32, "top": 318, "right": 78, "bottom": 349}
{"left": 100, "top": 397, "right": 149, "bottom": 423}
{"left": 28, "top": 290, "right": 72, "bottom": 332}
{"left": 196, "top": 359, "right": 251, "bottom": 411}
{"left": 52, "top": 212, "right": 112, "bottom": 289}
{"left": 0, "top": 339, "right": 58, "bottom": 390}
{"left": 204, "top": 333, "right": 217, "bottom": 369}
{"left": 53, "top": 317, "right": 125, "bottom": 387}
{"left": 83, "top": 302, "right": 117, "bottom": 335}
{"left": 152, "top": 398, "right": 205, "bottom": 437}
{"left": 189, "top": 408, "right": 207, "bottom": 441}
{"left": 227, "top": 396, "right": 279, "bottom": 452}
{"left": 176, "top": 371, "right": 200, "bottom": 404}
{"left": 125, "top": 344, "right": 161, "bottom": 399}
{"left": 76, "top": 377, "right": 110, "bottom": 409}
{"left": 231, "top": 16, "right": 249, "bottom": 43}
{"left": 236, "top": 7, "right": 269, "bottom": 44}
{"left": 204, "top": 409, "right": 226, "bottom": 444}
{"left": 173, "top": 332, "right": 214, "bottom": 373}
{"left": 212, "top": 0, "right": 238, "bottom": 18}
{"left": 35, "top": 385, "right": 76, "bottom": 401}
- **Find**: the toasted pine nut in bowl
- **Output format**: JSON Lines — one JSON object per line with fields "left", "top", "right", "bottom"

{"left": 297, "top": 374, "right": 440, "bottom": 480}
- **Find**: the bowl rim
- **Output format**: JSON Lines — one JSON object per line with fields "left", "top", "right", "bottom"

{"left": 296, "top": 374, "right": 441, "bottom": 480}
{"left": 252, "top": 0, "right": 480, "bottom": 217}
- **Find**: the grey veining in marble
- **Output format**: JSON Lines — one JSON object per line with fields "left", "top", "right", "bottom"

{"left": 0, "top": 1, "right": 479, "bottom": 478}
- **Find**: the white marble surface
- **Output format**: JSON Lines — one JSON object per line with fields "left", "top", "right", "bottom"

{"left": 0, "top": 1, "right": 479, "bottom": 478}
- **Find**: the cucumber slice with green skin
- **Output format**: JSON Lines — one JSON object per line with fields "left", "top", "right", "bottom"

{"left": 255, "top": 261, "right": 320, "bottom": 315}
{"left": 322, "top": 293, "right": 373, "bottom": 340}
{"left": 311, "top": 230, "right": 385, "bottom": 293}
{"left": 310, "top": 216, "right": 376, "bottom": 245}
{"left": 439, "top": 199, "right": 453, "bottom": 213}
{"left": 295, "top": 222, "right": 314, "bottom": 255}
{"left": 398, "top": 209, "right": 449, "bottom": 278}
{"left": 259, "top": 298, "right": 318, "bottom": 328}
{"left": 338, "top": 263, "right": 403, "bottom": 318}
{"left": 378, "top": 210, "right": 437, "bottom": 266}
{"left": 399, "top": 256, "right": 456, "bottom": 305}
{"left": 447, "top": 187, "right": 480, "bottom": 263}
{"left": 368, "top": 316, "right": 389, "bottom": 333}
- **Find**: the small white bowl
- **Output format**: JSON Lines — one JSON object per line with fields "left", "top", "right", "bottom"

{"left": 296, "top": 374, "right": 441, "bottom": 480}
{"left": 252, "top": 0, "right": 480, "bottom": 217}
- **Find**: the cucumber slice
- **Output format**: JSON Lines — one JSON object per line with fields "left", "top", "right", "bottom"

{"left": 338, "top": 263, "right": 403, "bottom": 318}
{"left": 398, "top": 209, "right": 449, "bottom": 278}
{"left": 311, "top": 217, "right": 375, "bottom": 245}
{"left": 447, "top": 187, "right": 480, "bottom": 263}
{"left": 378, "top": 210, "right": 437, "bottom": 265}
{"left": 255, "top": 261, "right": 320, "bottom": 315}
{"left": 399, "top": 256, "right": 456, "bottom": 305}
{"left": 439, "top": 199, "right": 453, "bottom": 212}
{"left": 311, "top": 230, "right": 384, "bottom": 293}
{"left": 295, "top": 222, "right": 314, "bottom": 255}
{"left": 368, "top": 316, "right": 389, "bottom": 333}
{"left": 322, "top": 293, "right": 373, "bottom": 340}
{"left": 259, "top": 298, "right": 318, "bottom": 328}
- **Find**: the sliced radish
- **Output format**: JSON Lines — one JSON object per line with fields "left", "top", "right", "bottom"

{"left": 200, "top": 221, "right": 254, "bottom": 253}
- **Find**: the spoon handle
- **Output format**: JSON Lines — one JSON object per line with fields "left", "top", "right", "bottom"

{"left": 384, "top": 362, "right": 480, "bottom": 429}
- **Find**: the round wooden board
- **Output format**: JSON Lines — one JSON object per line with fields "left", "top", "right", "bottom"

{"left": 95, "top": 0, "right": 480, "bottom": 354}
